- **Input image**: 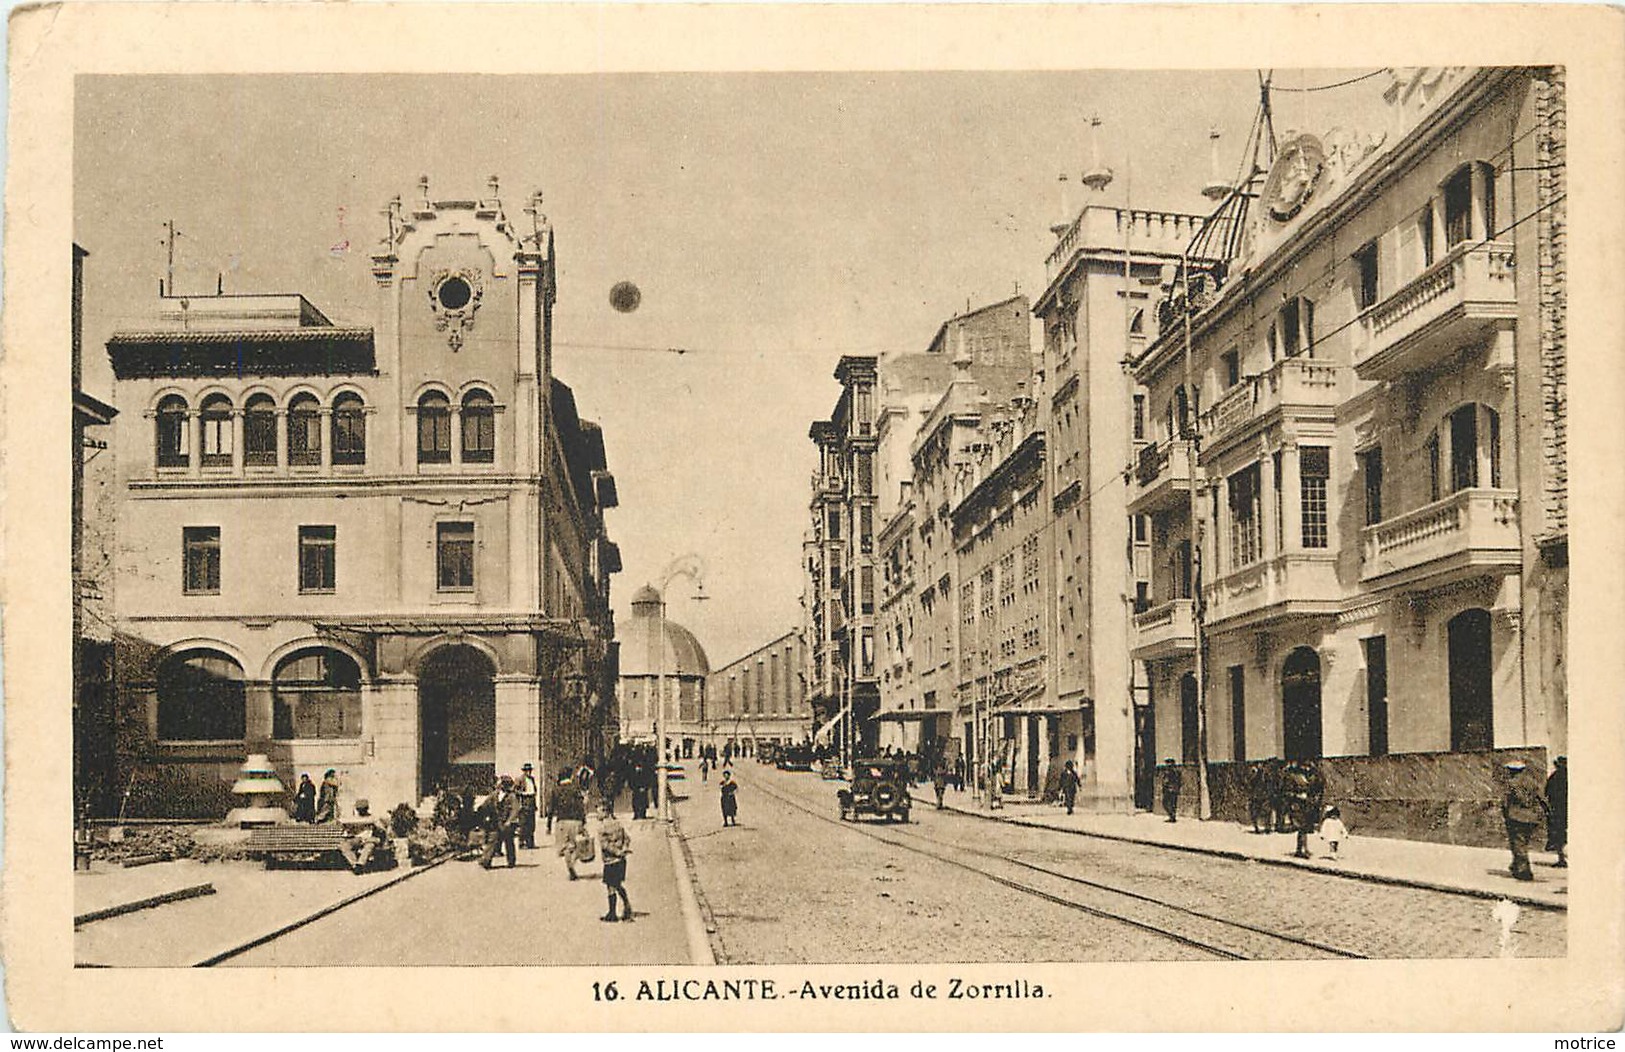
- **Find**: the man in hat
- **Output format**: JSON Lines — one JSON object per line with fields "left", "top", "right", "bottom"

{"left": 1160, "top": 758, "right": 1182, "bottom": 822}
{"left": 517, "top": 762, "right": 540, "bottom": 849}
{"left": 1501, "top": 759, "right": 1548, "bottom": 882}
{"left": 480, "top": 775, "right": 523, "bottom": 870}
{"left": 1545, "top": 756, "right": 1567, "bottom": 868}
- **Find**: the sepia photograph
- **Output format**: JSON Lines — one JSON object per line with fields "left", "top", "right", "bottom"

{"left": 6, "top": 2, "right": 1624, "bottom": 1034}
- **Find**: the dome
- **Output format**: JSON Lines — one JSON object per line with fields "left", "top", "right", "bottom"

{"left": 617, "top": 599, "right": 711, "bottom": 677}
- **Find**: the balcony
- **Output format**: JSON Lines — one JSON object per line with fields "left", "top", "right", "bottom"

{"left": 1360, "top": 488, "right": 1519, "bottom": 589}
{"left": 810, "top": 472, "right": 844, "bottom": 497}
{"left": 1203, "top": 552, "right": 1340, "bottom": 629}
{"left": 1200, "top": 356, "right": 1344, "bottom": 454}
{"left": 1131, "top": 599, "right": 1196, "bottom": 659}
{"left": 1129, "top": 439, "right": 1196, "bottom": 514}
{"left": 1356, "top": 241, "right": 1517, "bottom": 382}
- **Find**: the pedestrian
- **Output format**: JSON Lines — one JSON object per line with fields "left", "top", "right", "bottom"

{"left": 1246, "top": 763, "right": 1269, "bottom": 834}
{"left": 1501, "top": 759, "right": 1548, "bottom": 882}
{"left": 517, "top": 762, "right": 540, "bottom": 849}
{"left": 1293, "top": 760, "right": 1325, "bottom": 859}
{"left": 1060, "top": 759, "right": 1082, "bottom": 816}
{"left": 1544, "top": 755, "right": 1567, "bottom": 868}
{"left": 1160, "top": 758, "right": 1181, "bottom": 822}
{"left": 931, "top": 763, "right": 948, "bottom": 810}
{"left": 314, "top": 769, "right": 340, "bottom": 824}
{"left": 1266, "top": 757, "right": 1288, "bottom": 832}
{"left": 1316, "top": 804, "right": 1348, "bottom": 859}
{"left": 577, "top": 759, "right": 595, "bottom": 797}
{"left": 700, "top": 755, "right": 711, "bottom": 783}
{"left": 546, "top": 766, "right": 587, "bottom": 880}
{"left": 341, "top": 799, "right": 390, "bottom": 873}
{"left": 630, "top": 760, "right": 650, "bottom": 821}
{"left": 953, "top": 756, "right": 966, "bottom": 792}
{"left": 598, "top": 802, "right": 634, "bottom": 923}
{"left": 479, "top": 775, "right": 522, "bottom": 870}
{"left": 292, "top": 772, "right": 317, "bottom": 823}
{"left": 719, "top": 770, "right": 740, "bottom": 827}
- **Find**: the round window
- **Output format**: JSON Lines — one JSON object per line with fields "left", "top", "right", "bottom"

{"left": 437, "top": 276, "right": 472, "bottom": 311}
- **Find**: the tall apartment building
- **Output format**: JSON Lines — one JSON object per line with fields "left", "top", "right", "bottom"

{"left": 707, "top": 630, "right": 812, "bottom": 754}
{"left": 102, "top": 180, "right": 620, "bottom": 817}
{"left": 812, "top": 298, "right": 1031, "bottom": 758}
{"left": 1034, "top": 201, "right": 1212, "bottom": 809}
{"left": 1128, "top": 67, "right": 1566, "bottom": 845}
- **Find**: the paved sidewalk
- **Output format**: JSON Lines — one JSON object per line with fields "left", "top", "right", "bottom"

{"left": 74, "top": 816, "right": 702, "bottom": 967}
{"left": 939, "top": 791, "right": 1568, "bottom": 910}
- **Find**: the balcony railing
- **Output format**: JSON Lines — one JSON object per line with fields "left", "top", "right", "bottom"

{"left": 1360, "top": 488, "right": 1519, "bottom": 587}
{"left": 1129, "top": 438, "right": 1195, "bottom": 514}
{"left": 1203, "top": 552, "right": 1340, "bottom": 628}
{"left": 1200, "top": 356, "right": 1344, "bottom": 451}
{"left": 1356, "top": 241, "right": 1516, "bottom": 381}
{"left": 810, "top": 471, "right": 843, "bottom": 496}
{"left": 1130, "top": 598, "right": 1197, "bottom": 659}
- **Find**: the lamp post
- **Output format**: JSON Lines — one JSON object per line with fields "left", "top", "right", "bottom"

{"left": 653, "top": 554, "right": 707, "bottom": 823}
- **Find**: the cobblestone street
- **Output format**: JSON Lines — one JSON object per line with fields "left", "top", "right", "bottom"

{"left": 677, "top": 764, "right": 1566, "bottom": 964}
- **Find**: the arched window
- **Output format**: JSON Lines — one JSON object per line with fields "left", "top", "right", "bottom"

{"left": 199, "top": 394, "right": 233, "bottom": 467}
{"left": 461, "top": 390, "right": 495, "bottom": 463}
{"left": 288, "top": 393, "right": 321, "bottom": 466}
{"left": 156, "top": 649, "right": 245, "bottom": 741}
{"left": 272, "top": 648, "right": 362, "bottom": 739}
{"left": 1443, "top": 162, "right": 1496, "bottom": 248}
{"left": 1446, "top": 403, "right": 1502, "bottom": 493}
{"left": 243, "top": 394, "right": 277, "bottom": 466}
{"left": 331, "top": 392, "right": 366, "bottom": 466}
{"left": 417, "top": 392, "right": 452, "bottom": 464}
{"left": 155, "top": 395, "right": 189, "bottom": 467}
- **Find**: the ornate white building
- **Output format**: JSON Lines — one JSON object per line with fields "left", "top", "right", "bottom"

{"left": 102, "top": 179, "right": 620, "bottom": 817}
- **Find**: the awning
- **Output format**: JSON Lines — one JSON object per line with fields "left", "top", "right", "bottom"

{"left": 812, "top": 707, "right": 848, "bottom": 743}
{"left": 875, "top": 709, "right": 951, "bottom": 723}
{"left": 992, "top": 684, "right": 1082, "bottom": 716}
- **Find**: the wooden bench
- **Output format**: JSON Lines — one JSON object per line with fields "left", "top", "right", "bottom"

{"left": 244, "top": 823, "right": 387, "bottom": 873}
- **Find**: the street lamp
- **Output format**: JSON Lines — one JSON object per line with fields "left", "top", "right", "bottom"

{"left": 653, "top": 554, "right": 707, "bottom": 822}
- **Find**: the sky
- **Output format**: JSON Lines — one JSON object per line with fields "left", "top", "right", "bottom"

{"left": 74, "top": 71, "right": 1390, "bottom": 664}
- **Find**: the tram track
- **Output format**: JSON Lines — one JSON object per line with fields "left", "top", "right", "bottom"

{"left": 742, "top": 774, "right": 1369, "bottom": 962}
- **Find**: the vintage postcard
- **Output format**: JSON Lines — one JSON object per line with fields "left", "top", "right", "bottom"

{"left": 4, "top": 1, "right": 1623, "bottom": 1034}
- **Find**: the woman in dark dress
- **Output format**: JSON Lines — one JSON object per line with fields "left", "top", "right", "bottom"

{"left": 719, "top": 771, "right": 739, "bottom": 827}
{"left": 292, "top": 773, "right": 317, "bottom": 823}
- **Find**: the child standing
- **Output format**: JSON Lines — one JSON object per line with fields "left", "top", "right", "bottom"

{"left": 1318, "top": 805, "right": 1349, "bottom": 860}
{"left": 598, "top": 803, "right": 633, "bottom": 922}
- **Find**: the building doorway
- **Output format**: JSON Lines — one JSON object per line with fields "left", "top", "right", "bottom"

{"left": 1134, "top": 700, "right": 1156, "bottom": 810}
{"left": 419, "top": 644, "right": 496, "bottom": 797}
{"left": 1281, "top": 647, "right": 1323, "bottom": 760}
{"left": 1448, "top": 608, "right": 1494, "bottom": 750}
{"left": 1025, "top": 717, "right": 1040, "bottom": 796}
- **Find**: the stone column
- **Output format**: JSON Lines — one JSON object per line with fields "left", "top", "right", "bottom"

{"left": 495, "top": 675, "right": 542, "bottom": 781}
{"left": 1259, "top": 444, "right": 1278, "bottom": 560}
{"left": 318, "top": 408, "right": 333, "bottom": 470}
{"left": 275, "top": 408, "right": 288, "bottom": 468}
{"left": 1280, "top": 443, "right": 1302, "bottom": 555}
{"left": 368, "top": 676, "right": 420, "bottom": 809}
{"left": 231, "top": 409, "right": 245, "bottom": 472}
{"left": 244, "top": 680, "right": 275, "bottom": 748}
{"left": 1470, "top": 163, "right": 1489, "bottom": 242}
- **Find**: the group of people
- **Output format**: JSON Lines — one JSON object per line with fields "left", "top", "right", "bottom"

{"left": 444, "top": 761, "right": 635, "bottom": 922}
{"left": 291, "top": 769, "right": 341, "bottom": 824}
{"left": 1156, "top": 753, "right": 1570, "bottom": 874}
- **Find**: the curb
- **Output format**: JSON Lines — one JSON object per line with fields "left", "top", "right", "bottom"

{"left": 191, "top": 852, "right": 458, "bottom": 966}
{"left": 666, "top": 816, "right": 718, "bottom": 967}
{"left": 75, "top": 882, "right": 216, "bottom": 926}
{"left": 944, "top": 805, "right": 1568, "bottom": 912}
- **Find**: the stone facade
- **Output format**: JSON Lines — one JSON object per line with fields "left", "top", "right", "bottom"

{"left": 1127, "top": 68, "right": 1565, "bottom": 844}
{"left": 102, "top": 181, "right": 619, "bottom": 818}
{"left": 707, "top": 630, "right": 812, "bottom": 752}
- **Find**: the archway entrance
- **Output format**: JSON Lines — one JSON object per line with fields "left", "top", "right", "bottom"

{"left": 1281, "top": 647, "right": 1323, "bottom": 760}
{"left": 1448, "top": 608, "right": 1494, "bottom": 751}
{"left": 419, "top": 645, "right": 496, "bottom": 797}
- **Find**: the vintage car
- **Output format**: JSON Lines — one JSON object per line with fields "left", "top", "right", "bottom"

{"left": 837, "top": 759, "right": 912, "bottom": 823}
{"left": 776, "top": 745, "right": 815, "bottom": 772}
